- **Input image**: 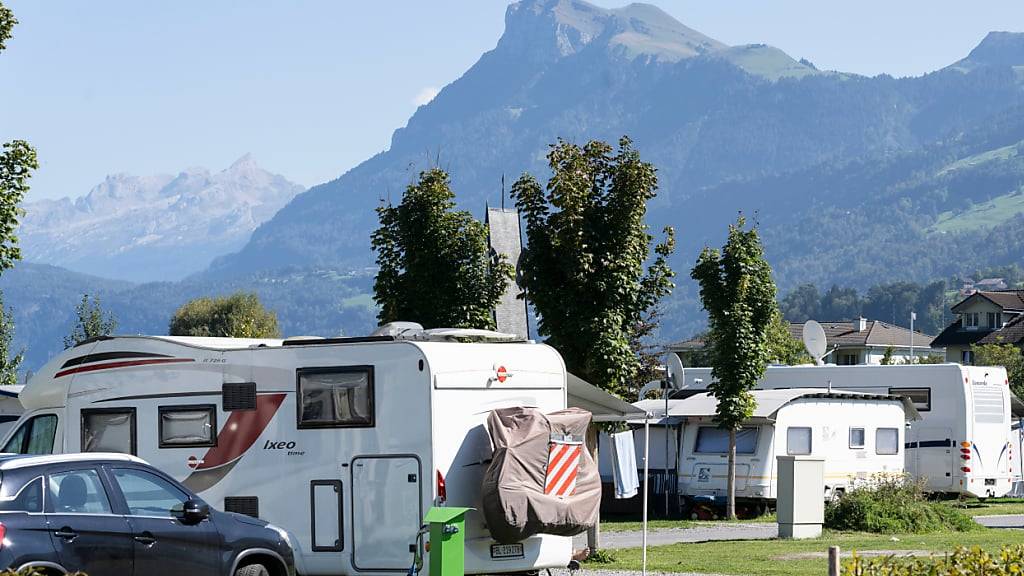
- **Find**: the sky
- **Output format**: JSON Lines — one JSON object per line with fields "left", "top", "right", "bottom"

{"left": 1, "top": 1, "right": 1022, "bottom": 201}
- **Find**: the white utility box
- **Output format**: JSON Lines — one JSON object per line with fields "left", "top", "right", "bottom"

{"left": 776, "top": 455, "right": 824, "bottom": 539}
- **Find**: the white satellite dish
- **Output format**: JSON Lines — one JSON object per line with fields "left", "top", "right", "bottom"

{"left": 802, "top": 320, "right": 828, "bottom": 366}
{"left": 666, "top": 353, "right": 685, "bottom": 389}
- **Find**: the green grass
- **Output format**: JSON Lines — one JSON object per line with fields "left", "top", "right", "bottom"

{"left": 937, "top": 143, "right": 1020, "bottom": 176}
{"left": 340, "top": 293, "right": 374, "bottom": 310}
{"left": 945, "top": 497, "right": 1024, "bottom": 517}
{"left": 930, "top": 190, "right": 1024, "bottom": 234}
{"left": 601, "top": 517, "right": 695, "bottom": 532}
{"left": 599, "top": 529, "right": 1016, "bottom": 576}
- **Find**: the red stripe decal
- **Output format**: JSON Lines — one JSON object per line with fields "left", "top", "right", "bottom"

{"left": 195, "top": 393, "right": 286, "bottom": 470}
{"left": 55, "top": 358, "right": 194, "bottom": 378}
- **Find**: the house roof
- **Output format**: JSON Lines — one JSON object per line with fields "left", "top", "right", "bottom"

{"left": 931, "top": 314, "right": 1024, "bottom": 347}
{"left": 634, "top": 388, "right": 919, "bottom": 423}
{"left": 786, "top": 320, "right": 936, "bottom": 349}
{"left": 951, "top": 290, "right": 1024, "bottom": 313}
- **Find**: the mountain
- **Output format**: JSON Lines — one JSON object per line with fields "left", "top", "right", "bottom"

{"left": 20, "top": 155, "right": 303, "bottom": 282}
{"left": 210, "top": 0, "right": 1024, "bottom": 291}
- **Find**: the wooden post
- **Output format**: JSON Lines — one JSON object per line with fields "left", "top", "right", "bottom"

{"left": 586, "top": 425, "right": 600, "bottom": 552}
{"left": 828, "top": 545, "right": 840, "bottom": 576}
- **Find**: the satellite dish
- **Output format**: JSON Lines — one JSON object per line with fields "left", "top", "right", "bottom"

{"left": 802, "top": 320, "right": 828, "bottom": 366}
{"left": 666, "top": 353, "right": 685, "bottom": 389}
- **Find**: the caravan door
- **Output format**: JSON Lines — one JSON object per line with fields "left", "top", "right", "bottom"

{"left": 351, "top": 456, "right": 422, "bottom": 571}
{"left": 912, "top": 427, "right": 953, "bottom": 489}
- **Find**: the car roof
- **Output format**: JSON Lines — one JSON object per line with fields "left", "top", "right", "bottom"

{"left": 0, "top": 453, "right": 148, "bottom": 471}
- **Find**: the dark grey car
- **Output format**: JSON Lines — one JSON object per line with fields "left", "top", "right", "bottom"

{"left": 0, "top": 453, "right": 294, "bottom": 576}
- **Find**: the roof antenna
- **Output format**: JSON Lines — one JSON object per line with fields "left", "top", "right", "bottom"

{"left": 501, "top": 174, "right": 506, "bottom": 210}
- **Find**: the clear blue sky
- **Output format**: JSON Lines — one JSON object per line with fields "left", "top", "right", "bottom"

{"left": 1, "top": 0, "right": 1021, "bottom": 200}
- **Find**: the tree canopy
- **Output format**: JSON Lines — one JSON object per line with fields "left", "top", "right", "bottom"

{"left": 512, "top": 137, "right": 674, "bottom": 397}
{"left": 372, "top": 168, "right": 512, "bottom": 330}
{"left": 0, "top": 290, "right": 21, "bottom": 386}
{"left": 64, "top": 294, "right": 118, "bottom": 348}
{"left": 169, "top": 292, "right": 280, "bottom": 338}
{"left": 973, "top": 342, "right": 1024, "bottom": 399}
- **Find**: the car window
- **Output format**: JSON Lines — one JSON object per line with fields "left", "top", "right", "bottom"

{"left": 0, "top": 476, "right": 43, "bottom": 513}
{"left": 48, "top": 469, "right": 111, "bottom": 514}
{"left": 111, "top": 468, "right": 188, "bottom": 518}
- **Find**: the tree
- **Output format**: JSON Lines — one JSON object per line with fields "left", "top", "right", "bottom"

{"left": 765, "top": 311, "right": 811, "bottom": 365}
{"left": 372, "top": 168, "right": 512, "bottom": 330}
{"left": 880, "top": 346, "right": 895, "bottom": 365}
{"left": 973, "top": 342, "right": 1024, "bottom": 398}
{"left": 779, "top": 283, "right": 821, "bottom": 322}
{"left": 169, "top": 292, "right": 280, "bottom": 338}
{"left": 512, "top": 137, "right": 675, "bottom": 397}
{"left": 691, "top": 215, "right": 777, "bottom": 520}
{"left": 64, "top": 294, "right": 118, "bottom": 348}
{"left": 0, "top": 290, "right": 22, "bottom": 386}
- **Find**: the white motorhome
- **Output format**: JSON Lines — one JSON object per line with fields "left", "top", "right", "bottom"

{"left": 1, "top": 331, "right": 575, "bottom": 576}
{"left": 0, "top": 385, "right": 23, "bottom": 436}
{"left": 680, "top": 364, "right": 1014, "bottom": 498}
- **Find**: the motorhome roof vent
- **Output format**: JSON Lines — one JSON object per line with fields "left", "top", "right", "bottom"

{"left": 370, "top": 322, "right": 424, "bottom": 338}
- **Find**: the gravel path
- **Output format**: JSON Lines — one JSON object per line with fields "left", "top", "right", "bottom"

{"left": 573, "top": 522, "right": 777, "bottom": 550}
{"left": 973, "top": 514, "right": 1024, "bottom": 529}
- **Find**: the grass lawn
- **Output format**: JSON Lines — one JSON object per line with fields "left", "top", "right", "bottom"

{"left": 601, "top": 513, "right": 775, "bottom": 532}
{"left": 592, "top": 529, "right": 1019, "bottom": 576}
{"left": 945, "top": 497, "right": 1024, "bottom": 517}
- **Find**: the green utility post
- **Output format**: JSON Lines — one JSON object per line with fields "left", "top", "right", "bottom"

{"left": 423, "top": 507, "right": 472, "bottom": 576}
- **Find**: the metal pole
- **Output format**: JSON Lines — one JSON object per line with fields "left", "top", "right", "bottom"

{"left": 664, "top": 381, "right": 669, "bottom": 517}
{"left": 910, "top": 311, "right": 915, "bottom": 363}
{"left": 642, "top": 416, "right": 650, "bottom": 576}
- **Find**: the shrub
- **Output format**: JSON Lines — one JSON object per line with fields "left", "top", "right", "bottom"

{"left": 825, "top": 474, "right": 978, "bottom": 534}
{"left": 843, "top": 545, "right": 1024, "bottom": 575}
{"left": 583, "top": 549, "right": 617, "bottom": 564}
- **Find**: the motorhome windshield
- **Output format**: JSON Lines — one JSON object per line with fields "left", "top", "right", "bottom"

{"left": 695, "top": 426, "right": 758, "bottom": 454}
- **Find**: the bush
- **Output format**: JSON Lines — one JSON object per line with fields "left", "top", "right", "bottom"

{"left": 583, "top": 549, "right": 617, "bottom": 564}
{"left": 843, "top": 545, "right": 1024, "bottom": 575}
{"left": 825, "top": 474, "right": 978, "bottom": 534}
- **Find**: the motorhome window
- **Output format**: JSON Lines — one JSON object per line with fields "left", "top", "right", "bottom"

{"left": 694, "top": 426, "right": 757, "bottom": 454}
{"left": 0, "top": 476, "right": 43, "bottom": 513}
{"left": 849, "top": 427, "right": 866, "bottom": 449}
{"left": 47, "top": 469, "right": 112, "bottom": 514}
{"left": 876, "top": 428, "right": 899, "bottom": 455}
{"left": 888, "top": 387, "right": 931, "bottom": 412}
{"left": 158, "top": 405, "right": 216, "bottom": 448}
{"left": 787, "top": 427, "right": 812, "bottom": 455}
{"left": 111, "top": 468, "right": 187, "bottom": 518}
{"left": 81, "top": 408, "right": 136, "bottom": 455}
{"left": 1, "top": 414, "right": 57, "bottom": 455}
{"left": 297, "top": 367, "right": 374, "bottom": 428}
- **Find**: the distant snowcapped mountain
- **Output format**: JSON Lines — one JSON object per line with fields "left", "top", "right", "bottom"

{"left": 20, "top": 155, "right": 304, "bottom": 281}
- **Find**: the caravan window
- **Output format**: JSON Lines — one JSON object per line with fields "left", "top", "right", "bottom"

{"left": 81, "top": 408, "right": 136, "bottom": 455}
{"left": 694, "top": 426, "right": 758, "bottom": 454}
{"left": 2, "top": 414, "right": 57, "bottom": 455}
{"left": 786, "top": 427, "right": 812, "bottom": 455}
{"left": 849, "top": 427, "right": 865, "bottom": 449}
{"left": 888, "top": 387, "right": 930, "bottom": 412}
{"left": 159, "top": 405, "right": 217, "bottom": 448}
{"left": 876, "top": 428, "right": 899, "bottom": 455}
{"left": 297, "top": 367, "right": 374, "bottom": 428}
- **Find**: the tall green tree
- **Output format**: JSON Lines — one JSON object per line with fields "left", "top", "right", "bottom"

{"left": 64, "top": 294, "right": 118, "bottom": 348}
{"left": 691, "top": 215, "right": 777, "bottom": 519}
{"left": 0, "top": 3, "right": 35, "bottom": 274}
{"left": 512, "top": 137, "right": 675, "bottom": 398}
{"left": 372, "top": 168, "right": 512, "bottom": 330}
{"left": 0, "top": 291, "right": 22, "bottom": 386}
{"left": 973, "top": 342, "right": 1024, "bottom": 399}
{"left": 169, "top": 292, "right": 280, "bottom": 338}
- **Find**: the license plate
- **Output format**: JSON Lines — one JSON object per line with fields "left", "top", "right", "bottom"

{"left": 985, "top": 479, "right": 996, "bottom": 486}
{"left": 490, "top": 543, "right": 524, "bottom": 560}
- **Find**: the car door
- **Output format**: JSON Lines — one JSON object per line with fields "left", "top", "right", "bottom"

{"left": 106, "top": 466, "right": 221, "bottom": 576}
{"left": 45, "top": 466, "right": 134, "bottom": 576}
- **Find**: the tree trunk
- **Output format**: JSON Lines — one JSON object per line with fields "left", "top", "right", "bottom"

{"left": 727, "top": 428, "right": 737, "bottom": 520}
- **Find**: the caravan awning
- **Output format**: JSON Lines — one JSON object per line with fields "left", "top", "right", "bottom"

{"left": 567, "top": 373, "right": 646, "bottom": 422}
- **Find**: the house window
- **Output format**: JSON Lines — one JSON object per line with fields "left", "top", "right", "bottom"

{"left": 888, "top": 387, "right": 931, "bottom": 412}
{"left": 694, "top": 426, "right": 759, "bottom": 454}
{"left": 876, "top": 428, "right": 899, "bottom": 455}
{"left": 964, "top": 313, "right": 979, "bottom": 329}
{"left": 987, "top": 312, "right": 998, "bottom": 328}
{"left": 962, "top": 350, "right": 975, "bottom": 365}
{"left": 81, "top": 408, "right": 137, "bottom": 455}
{"left": 159, "top": 405, "right": 217, "bottom": 448}
{"left": 786, "top": 427, "right": 812, "bottom": 455}
{"left": 297, "top": 366, "right": 374, "bottom": 428}
{"left": 849, "top": 427, "right": 866, "bottom": 449}
{"left": 838, "top": 353, "right": 858, "bottom": 365}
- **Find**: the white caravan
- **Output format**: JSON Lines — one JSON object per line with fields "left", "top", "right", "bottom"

{"left": 1, "top": 332, "right": 574, "bottom": 576}
{"left": 631, "top": 389, "right": 913, "bottom": 506}
{"left": 679, "top": 364, "right": 1014, "bottom": 498}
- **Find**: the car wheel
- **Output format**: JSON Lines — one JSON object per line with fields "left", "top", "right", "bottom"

{"left": 235, "top": 563, "right": 271, "bottom": 576}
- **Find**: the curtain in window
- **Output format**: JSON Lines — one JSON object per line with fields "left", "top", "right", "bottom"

{"left": 162, "top": 410, "right": 213, "bottom": 445}
{"left": 301, "top": 371, "right": 371, "bottom": 425}
{"left": 83, "top": 412, "right": 133, "bottom": 453}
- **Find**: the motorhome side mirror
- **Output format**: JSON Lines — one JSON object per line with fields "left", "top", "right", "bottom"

{"left": 179, "top": 499, "right": 210, "bottom": 524}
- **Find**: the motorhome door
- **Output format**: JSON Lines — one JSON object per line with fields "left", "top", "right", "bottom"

{"left": 911, "top": 427, "right": 953, "bottom": 489}
{"left": 351, "top": 456, "right": 422, "bottom": 571}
